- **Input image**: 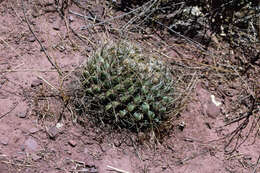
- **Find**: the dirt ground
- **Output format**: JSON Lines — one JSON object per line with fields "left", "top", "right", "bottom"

{"left": 0, "top": 0, "right": 260, "bottom": 173}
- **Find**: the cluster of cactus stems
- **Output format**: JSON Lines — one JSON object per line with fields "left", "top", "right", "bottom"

{"left": 79, "top": 41, "right": 174, "bottom": 130}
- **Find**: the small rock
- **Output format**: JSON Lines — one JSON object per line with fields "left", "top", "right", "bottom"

{"left": 78, "top": 167, "right": 98, "bottom": 173}
{"left": 31, "top": 11, "right": 39, "bottom": 18}
{"left": 177, "top": 121, "right": 186, "bottom": 131}
{"left": 49, "top": 147, "right": 56, "bottom": 153}
{"left": 65, "top": 149, "right": 72, "bottom": 155}
{"left": 64, "top": 158, "right": 71, "bottom": 165}
{"left": 47, "top": 126, "right": 59, "bottom": 139}
{"left": 76, "top": 147, "right": 84, "bottom": 153}
{"left": 27, "top": 36, "right": 35, "bottom": 42}
{"left": 85, "top": 46, "right": 92, "bottom": 52}
{"left": 196, "top": 84, "right": 222, "bottom": 119}
{"left": 68, "top": 140, "right": 77, "bottom": 147}
{"left": 40, "top": 39, "right": 45, "bottom": 43}
{"left": 53, "top": 23, "right": 60, "bottom": 30}
{"left": 53, "top": 26, "right": 60, "bottom": 30}
{"left": 31, "top": 79, "right": 42, "bottom": 88}
{"left": 31, "top": 153, "right": 41, "bottom": 161}
{"left": 25, "top": 138, "right": 39, "bottom": 151}
{"left": 17, "top": 112, "right": 26, "bottom": 118}
{"left": 29, "top": 127, "right": 39, "bottom": 134}
{"left": 68, "top": 16, "right": 74, "bottom": 22}
{"left": 56, "top": 123, "right": 63, "bottom": 129}
{"left": 84, "top": 148, "right": 89, "bottom": 154}
{"left": 0, "top": 137, "right": 9, "bottom": 145}
{"left": 48, "top": 15, "right": 57, "bottom": 23}
{"left": 206, "top": 103, "right": 221, "bottom": 119}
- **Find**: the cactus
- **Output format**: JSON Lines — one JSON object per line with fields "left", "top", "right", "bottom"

{"left": 78, "top": 41, "right": 174, "bottom": 131}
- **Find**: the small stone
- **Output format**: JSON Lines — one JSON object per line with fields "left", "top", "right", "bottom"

{"left": 68, "top": 140, "right": 77, "bottom": 147}
{"left": 0, "top": 137, "right": 9, "bottom": 145}
{"left": 31, "top": 79, "right": 42, "bottom": 88}
{"left": 56, "top": 123, "right": 63, "bottom": 129}
{"left": 64, "top": 158, "right": 71, "bottom": 165}
{"left": 84, "top": 148, "right": 89, "bottom": 154}
{"left": 25, "top": 138, "right": 39, "bottom": 151}
{"left": 17, "top": 112, "right": 26, "bottom": 118}
{"left": 177, "top": 121, "right": 186, "bottom": 131}
{"left": 47, "top": 126, "right": 59, "bottom": 139}
{"left": 206, "top": 103, "right": 221, "bottom": 119}
{"left": 53, "top": 23, "right": 60, "bottom": 30}
{"left": 68, "top": 16, "right": 74, "bottom": 22}
{"left": 28, "top": 36, "right": 35, "bottom": 42}
{"left": 78, "top": 167, "right": 98, "bottom": 173}
{"left": 29, "top": 127, "right": 39, "bottom": 134}
{"left": 65, "top": 149, "right": 72, "bottom": 155}
{"left": 31, "top": 153, "right": 41, "bottom": 161}
{"left": 196, "top": 84, "right": 221, "bottom": 119}
{"left": 31, "top": 11, "right": 39, "bottom": 18}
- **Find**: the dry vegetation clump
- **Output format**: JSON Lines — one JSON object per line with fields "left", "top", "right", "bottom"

{"left": 112, "top": 0, "right": 260, "bottom": 47}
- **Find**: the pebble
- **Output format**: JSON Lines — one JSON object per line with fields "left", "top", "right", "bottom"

{"left": 28, "top": 36, "right": 36, "bottom": 42}
{"left": 68, "top": 16, "right": 74, "bottom": 22}
{"left": 31, "top": 153, "right": 41, "bottom": 161}
{"left": 0, "top": 137, "right": 9, "bottom": 145}
{"left": 65, "top": 149, "right": 72, "bottom": 155}
{"left": 206, "top": 103, "right": 221, "bottom": 119}
{"left": 31, "top": 79, "right": 42, "bottom": 88}
{"left": 68, "top": 140, "right": 77, "bottom": 147}
{"left": 16, "top": 112, "right": 26, "bottom": 118}
{"left": 84, "top": 147, "right": 89, "bottom": 154}
{"left": 196, "top": 84, "right": 222, "bottom": 119}
{"left": 53, "top": 23, "right": 60, "bottom": 30}
{"left": 29, "top": 127, "right": 39, "bottom": 134}
{"left": 25, "top": 138, "right": 39, "bottom": 151}
{"left": 78, "top": 167, "right": 98, "bottom": 173}
{"left": 47, "top": 126, "right": 59, "bottom": 139}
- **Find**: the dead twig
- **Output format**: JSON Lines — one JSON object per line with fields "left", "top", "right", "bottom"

{"left": 0, "top": 102, "right": 18, "bottom": 119}
{"left": 176, "top": 149, "right": 210, "bottom": 165}
{"left": 36, "top": 75, "right": 59, "bottom": 92}
{"left": 107, "top": 165, "right": 130, "bottom": 173}
{"left": 21, "top": 0, "right": 63, "bottom": 76}
{"left": 130, "top": 136, "right": 143, "bottom": 161}
{"left": 252, "top": 154, "right": 260, "bottom": 173}
{"left": 224, "top": 95, "right": 256, "bottom": 154}
{"left": 68, "top": 10, "right": 98, "bottom": 22}
{"left": 0, "top": 69, "right": 58, "bottom": 73}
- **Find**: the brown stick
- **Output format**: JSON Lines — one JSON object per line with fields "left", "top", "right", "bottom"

{"left": 21, "top": 0, "right": 63, "bottom": 76}
{"left": 0, "top": 102, "right": 18, "bottom": 119}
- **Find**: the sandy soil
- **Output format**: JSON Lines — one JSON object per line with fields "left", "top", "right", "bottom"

{"left": 0, "top": 1, "right": 259, "bottom": 173}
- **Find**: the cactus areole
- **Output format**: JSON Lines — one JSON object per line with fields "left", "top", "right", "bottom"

{"left": 79, "top": 41, "right": 175, "bottom": 131}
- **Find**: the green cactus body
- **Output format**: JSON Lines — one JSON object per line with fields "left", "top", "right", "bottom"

{"left": 80, "top": 41, "right": 174, "bottom": 130}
